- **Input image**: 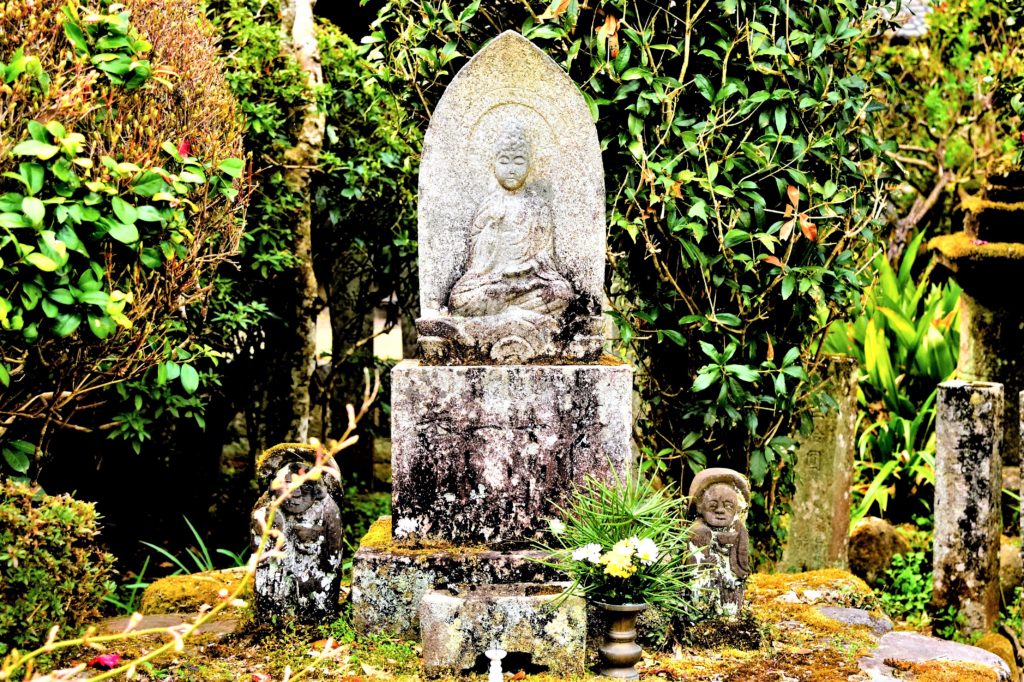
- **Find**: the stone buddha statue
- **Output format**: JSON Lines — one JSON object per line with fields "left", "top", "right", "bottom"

{"left": 448, "top": 124, "right": 574, "bottom": 318}
{"left": 417, "top": 121, "right": 602, "bottom": 363}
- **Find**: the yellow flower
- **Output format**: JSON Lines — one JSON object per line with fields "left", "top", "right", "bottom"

{"left": 599, "top": 545, "right": 637, "bottom": 579}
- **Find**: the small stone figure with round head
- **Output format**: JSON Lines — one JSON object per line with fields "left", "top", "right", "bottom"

{"left": 250, "top": 444, "right": 343, "bottom": 624}
{"left": 687, "top": 468, "right": 751, "bottom": 618}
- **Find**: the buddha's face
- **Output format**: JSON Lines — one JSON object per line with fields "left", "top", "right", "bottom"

{"left": 697, "top": 483, "right": 741, "bottom": 529}
{"left": 281, "top": 473, "right": 318, "bottom": 515}
{"left": 494, "top": 145, "right": 530, "bottom": 191}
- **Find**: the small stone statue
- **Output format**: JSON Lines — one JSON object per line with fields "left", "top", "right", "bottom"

{"left": 250, "top": 444, "right": 343, "bottom": 624}
{"left": 416, "top": 121, "right": 602, "bottom": 363}
{"left": 686, "top": 468, "right": 751, "bottom": 619}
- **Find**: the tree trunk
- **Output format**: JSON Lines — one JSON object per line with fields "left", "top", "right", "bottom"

{"left": 261, "top": 0, "right": 323, "bottom": 447}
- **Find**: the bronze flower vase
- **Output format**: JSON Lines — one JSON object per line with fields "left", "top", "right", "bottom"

{"left": 595, "top": 601, "right": 647, "bottom": 679}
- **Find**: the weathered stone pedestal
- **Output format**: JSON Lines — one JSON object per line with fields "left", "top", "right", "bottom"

{"left": 781, "top": 355, "right": 857, "bottom": 572}
{"left": 419, "top": 582, "right": 585, "bottom": 677}
{"left": 351, "top": 518, "right": 562, "bottom": 639}
{"left": 933, "top": 380, "right": 1003, "bottom": 634}
{"left": 391, "top": 360, "right": 632, "bottom": 546}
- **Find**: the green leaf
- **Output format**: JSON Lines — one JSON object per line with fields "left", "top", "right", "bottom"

{"left": 12, "top": 139, "right": 59, "bottom": 160}
{"left": 0, "top": 363, "right": 8, "bottom": 388}
{"left": 3, "top": 447, "right": 30, "bottom": 474}
{"left": 136, "top": 205, "right": 162, "bottom": 222}
{"left": 662, "top": 329, "right": 685, "bottom": 346}
{"left": 88, "top": 314, "right": 116, "bottom": 339}
{"left": 0, "top": 213, "right": 29, "bottom": 228}
{"left": 79, "top": 291, "right": 110, "bottom": 306}
{"left": 21, "top": 162, "right": 45, "bottom": 195}
{"left": 217, "top": 158, "right": 244, "bottom": 179}
{"left": 21, "top": 196, "right": 45, "bottom": 225}
{"left": 132, "top": 171, "right": 169, "bottom": 197}
{"left": 49, "top": 288, "right": 75, "bottom": 305}
{"left": 111, "top": 196, "right": 137, "bottom": 224}
{"left": 725, "top": 364, "right": 760, "bottom": 382}
{"left": 180, "top": 364, "right": 199, "bottom": 394}
{"left": 25, "top": 252, "right": 59, "bottom": 272}
{"left": 774, "top": 107, "right": 787, "bottom": 134}
{"left": 63, "top": 19, "right": 89, "bottom": 54}
{"left": 692, "top": 368, "right": 719, "bottom": 392}
{"left": 781, "top": 273, "right": 795, "bottom": 300}
{"left": 53, "top": 313, "right": 81, "bottom": 337}
{"left": 107, "top": 221, "right": 139, "bottom": 244}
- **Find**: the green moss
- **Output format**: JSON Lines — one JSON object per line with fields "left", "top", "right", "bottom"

{"left": 139, "top": 568, "right": 250, "bottom": 615}
{"left": 929, "top": 232, "right": 1024, "bottom": 264}
{"left": 357, "top": 517, "right": 494, "bottom": 557}
{"left": 254, "top": 442, "right": 318, "bottom": 476}
{"left": 961, "top": 195, "right": 1024, "bottom": 214}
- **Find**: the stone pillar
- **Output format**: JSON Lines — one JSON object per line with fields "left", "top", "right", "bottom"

{"left": 933, "top": 380, "right": 1003, "bottom": 634}
{"left": 780, "top": 355, "right": 858, "bottom": 572}
{"left": 1019, "top": 391, "right": 1024, "bottom": 551}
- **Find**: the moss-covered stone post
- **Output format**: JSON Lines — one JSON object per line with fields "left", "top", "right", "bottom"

{"left": 933, "top": 380, "right": 1003, "bottom": 634}
{"left": 780, "top": 355, "right": 858, "bottom": 572}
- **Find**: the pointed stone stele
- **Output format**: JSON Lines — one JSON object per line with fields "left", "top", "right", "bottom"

{"left": 351, "top": 31, "right": 633, "bottom": 644}
{"left": 780, "top": 355, "right": 858, "bottom": 572}
{"left": 415, "top": 29, "right": 606, "bottom": 364}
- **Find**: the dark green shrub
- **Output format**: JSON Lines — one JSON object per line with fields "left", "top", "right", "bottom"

{"left": 0, "top": 0, "right": 248, "bottom": 471}
{"left": 0, "top": 480, "right": 116, "bottom": 655}
{"left": 363, "top": 0, "right": 890, "bottom": 561}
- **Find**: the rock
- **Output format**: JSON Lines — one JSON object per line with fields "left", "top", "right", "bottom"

{"left": 848, "top": 517, "right": 910, "bottom": 585}
{"left": 934, "top": 380, "right": 1003, "bottom": 634}
{"left": 350, "top": 517, "right": 561, "bottom": 639}
{"left": 1001, "top": 535, "right": 1022, "bottom": 602}
{"left": 415, "top": 31, "right": 606, "bottom": 364}
{"left": 781, "top": 355, "right": 857, "bottom": 572}
{"left": 419, "top": 582, "right": 585, "bottom": 677}
{"left": 815, "top": 606, "right": 892, "bottom": 637}
{"left": 140, "top": 567, "right": 250, "bottom": 615}
{"left": 858, "top": 631, "right": 1011, "bottom": 681}
{"left": 97, "top": 613, "right": 241, "bottom": 639}
{"left": 977, "top": 632, "right": 1020, "bottom": 682}
{"left": 390, "top": 360, "right": 632, "bottom": 546}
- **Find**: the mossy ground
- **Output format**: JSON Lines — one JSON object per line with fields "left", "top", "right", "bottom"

{"left": 21, "top": 569, "right": 944, "bottom": 681}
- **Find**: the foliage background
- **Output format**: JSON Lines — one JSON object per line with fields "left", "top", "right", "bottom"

{"left": 364, "top": 0, "right": 890, "bottom": 561}
{"left": 0, "top": 0, "right": 247, "bottom": 491}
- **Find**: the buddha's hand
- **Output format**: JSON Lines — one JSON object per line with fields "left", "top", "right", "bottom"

{"left": 501, "top": 259, "right": 539, "bottom": 277}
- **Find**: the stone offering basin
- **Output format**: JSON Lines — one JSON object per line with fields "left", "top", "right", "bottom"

{"left": 418, "top": 581, "right": 586, "bottom": 678}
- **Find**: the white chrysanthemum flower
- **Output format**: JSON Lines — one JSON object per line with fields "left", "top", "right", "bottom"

{"left": 634, "top": 537, "right": 659, "bottom": 565}
{"left": 571, "top": 543, "right": 603, "bottom": 564}
{"left": 548, "top": 518, "right": 567, "bottom": 535}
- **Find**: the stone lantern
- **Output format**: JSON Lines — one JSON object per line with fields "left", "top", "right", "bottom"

{"left": 929, "top": 170, "right": 1024, "bottom": 515}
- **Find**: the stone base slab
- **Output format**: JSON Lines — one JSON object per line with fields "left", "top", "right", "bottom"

{"left": 391, "top": 359, "right": 633, "bottom": 546}
{"left": 351, "top": 517, "right": 562, "bottom": 639}
{"left": 420, "top": 582, "right": 585, "bottom": 677}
